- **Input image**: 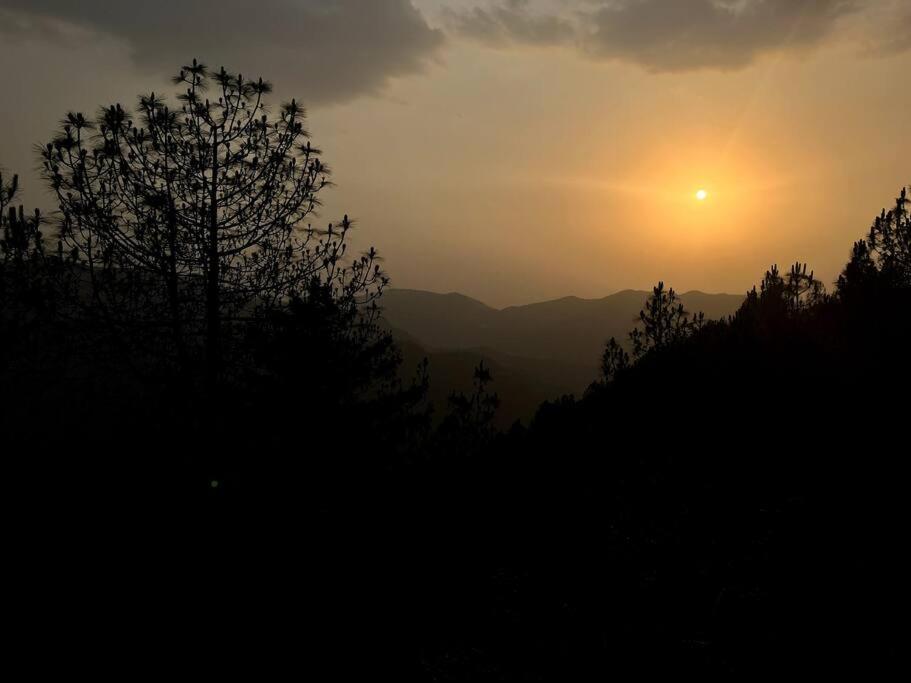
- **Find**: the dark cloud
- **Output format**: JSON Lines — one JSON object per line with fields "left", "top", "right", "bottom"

{"left": 872, "top": 5, "right": 911, "bottom": 55}
{"left": 0, "top": 0, "right": 444, "bottom": 104}
{"left": 447, "top": 0, "right": 862, "bottom": 70}
{"left": 583, "top": 0, "right": 857, "bottom": 71}
{"left": 443, "top": 0, "right": 575, "bottom": 47}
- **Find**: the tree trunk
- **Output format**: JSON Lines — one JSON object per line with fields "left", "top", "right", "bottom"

{"left": 206, "top": 129, "right": 221, "bottom": 388}
{"left": 166, "top": 202, "right": 188, "bottom": 374}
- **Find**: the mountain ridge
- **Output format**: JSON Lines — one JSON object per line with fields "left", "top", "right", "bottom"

{"left": 381, "top": 287, "right": 746, "bottom": 424}
{"left": 381, "top": 287, "right": 744, "bottom": 361}
{"left": 388, "top": 287, "right": 741, "bottom": 313}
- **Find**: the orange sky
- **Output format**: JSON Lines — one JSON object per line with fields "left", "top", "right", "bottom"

{"left": 0, "top": 1, "right": 908, "bottom": 306}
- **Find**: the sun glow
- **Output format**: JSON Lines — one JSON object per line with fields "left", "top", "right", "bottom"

{"left": 696, "top": 189, "right": 708, "bottom": 201}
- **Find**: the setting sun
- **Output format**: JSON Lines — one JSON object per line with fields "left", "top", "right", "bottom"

{"left": 696, "top": 189, "right": 708, "bottom": 201}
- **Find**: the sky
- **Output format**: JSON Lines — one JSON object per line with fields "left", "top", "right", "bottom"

{"left": 0, "top": 0, "right": 908, "bottom": 307}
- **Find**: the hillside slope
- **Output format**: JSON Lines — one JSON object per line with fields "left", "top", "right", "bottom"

{"left": 383, "top": 288, "right": 744, "bottom": 423}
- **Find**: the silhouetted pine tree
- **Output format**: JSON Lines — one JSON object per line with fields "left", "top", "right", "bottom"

{"left": 0, "top": 172, "right": 65, "bottom": 350}
{"left": 629, "top": 281, "right": 704, "bottom": 359}
{"left": 829, "top": 186, "right": 910, "bottom": 311}
{"left": 1, "top": 172, "right": 39, "bottom": 360}
{"left": 783, "top": 262, "right": 826, "bottom": 312}
{"left": 734, "top": 263, "right": 825, "bottom": 331}
{"left": 438, "top": 361, "right": 500, "bottom": 455}
{"left": 866, "top": 187, "right": 911, "bottom": 285}
{"left": 40, "top": 60, "right": 386, "bottom": 386}
{"left": 0, "top": 172, "right": 81, "bottom": 446}
{"left": 599, "top": 336, "right": 630, "bottom": 383}
{"left": 837, "top": 240, "right": 879, "bottom": 300}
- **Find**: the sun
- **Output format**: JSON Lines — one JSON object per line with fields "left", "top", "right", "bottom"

{"left": 695, "top": 189, "right": 708, "bottom": 201}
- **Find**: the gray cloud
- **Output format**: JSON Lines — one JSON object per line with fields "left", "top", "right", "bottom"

{"left": 583, "top": 0, "right": 856, "bottom": 71}
{"left": 447, "top": 0, "right": 865, "bottom": 70}
{"left": 873, "top": 5, "right": 911, "bottom": 55}
{"left": 0, "top": 0, "right": 444, "bottom": 104}
{"left": 442, "top": 0, "right": 574, "bottom": 47}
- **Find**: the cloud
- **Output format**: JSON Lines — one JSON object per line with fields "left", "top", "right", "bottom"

{"left": 582, "top": 0, "right": 857, "bottom": 71}
{"left": 869, "top": 3, "right": 911, "bottom": 56}
{"left": 0, "top": 0, "right": 444, "bottom": 104}
{"left": 442, "top": 0, "right": 575, "bottom": 47}
{"left": 446, "top": 0, "right": 862, "bottom": 71}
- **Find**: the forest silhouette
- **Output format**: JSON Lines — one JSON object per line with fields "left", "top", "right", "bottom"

{"left": 2, "top": 61, "right": 908, "bottom": 678}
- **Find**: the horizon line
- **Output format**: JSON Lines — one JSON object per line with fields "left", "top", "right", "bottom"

{"left": 386, "top": 287, "right": 746, "bottom": 312}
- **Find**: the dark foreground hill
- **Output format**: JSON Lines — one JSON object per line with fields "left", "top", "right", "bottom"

{"left": 394, "top": 331, "right": 594, "bottom": 429}
{"left": 5, "top": 187, "right": 909, "bottom": 679}
{"left": 383, "top": 288, "right": 744, "bottom": 423}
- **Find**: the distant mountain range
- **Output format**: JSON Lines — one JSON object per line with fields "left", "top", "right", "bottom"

{"left": 382, "top": 288, "right": 745, "bottom": 425}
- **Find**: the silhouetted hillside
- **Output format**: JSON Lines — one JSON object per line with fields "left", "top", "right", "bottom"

{"left": 383, "top": 289, "right": 744, "bottom": 415}
{"left": 384, "top": 288, "right": 743, "bottom": 362}
{"left": 394, "top": 330, "right": 594, "bottom": 428}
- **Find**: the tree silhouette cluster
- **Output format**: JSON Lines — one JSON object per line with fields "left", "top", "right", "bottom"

{"left": 2, "top": 62, "right": 447, "bottom": 491}
{"left": 41, "top": 60, "right": 386, "bottom": 387}
{"left": 599, "top": 281, "right": 705, "bottom": 383}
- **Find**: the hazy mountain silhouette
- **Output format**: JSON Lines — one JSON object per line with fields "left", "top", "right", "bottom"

{"left": 383, "top": 288, "right": 744, "bottom": 420}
